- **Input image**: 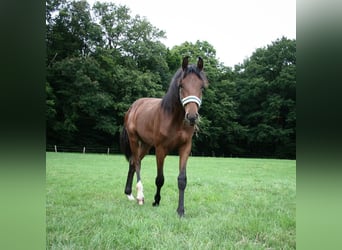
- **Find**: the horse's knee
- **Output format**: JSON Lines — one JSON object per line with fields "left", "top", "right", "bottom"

{"left": 177, "top": 175, "right": 187, "bottom": 190}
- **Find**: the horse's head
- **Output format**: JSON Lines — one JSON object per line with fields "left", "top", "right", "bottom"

{"left": 179, "top": 56, "right": 208, "bottom": 126}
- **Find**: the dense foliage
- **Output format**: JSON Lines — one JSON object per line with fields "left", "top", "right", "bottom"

{"left": 46, "top": 0, "right": 296, "bottom": 159}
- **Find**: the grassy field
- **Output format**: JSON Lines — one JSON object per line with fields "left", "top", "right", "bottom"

{"left": 46, "top": 152, "right": 296, "bottom": 249}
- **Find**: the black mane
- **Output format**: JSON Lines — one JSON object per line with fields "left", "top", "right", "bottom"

{"left": 161, "top": 65, "right": 207, "bottom": 113}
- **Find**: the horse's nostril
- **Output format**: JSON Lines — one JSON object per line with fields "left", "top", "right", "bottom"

{"left": 186, "top": 113, "right": 198, "bottom": 119}
{"left": 185, "top": 113, "right": 198, "bottom": 126}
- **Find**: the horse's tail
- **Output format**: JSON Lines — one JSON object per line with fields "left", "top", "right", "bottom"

{"left": 120, "top": 126, "right": 131, "bottom": 161}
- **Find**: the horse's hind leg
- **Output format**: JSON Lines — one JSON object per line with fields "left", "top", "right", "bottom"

{"left": 127, "top": 139, "right": 150, "bottom": 205}
{"left": 134, "top": 158, "right": 144, "bottom": 205}
{"left": 134, "top": 143, "right": 151, "bottom": 205}
{"left": 153, "top": 148, "right": 166, "bottom": 206}
{"left": 124, "top": 161, "right": 135, "bottom": 200}
{"left": 124, "top": 131, "right": 142, "bottom": 202}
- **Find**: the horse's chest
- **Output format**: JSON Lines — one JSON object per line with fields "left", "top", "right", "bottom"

{"left": 177, "top": 129, "right": 193, "bottom": 143}
{"left": 158, "top": 126, "right": 193, "bottom": 148}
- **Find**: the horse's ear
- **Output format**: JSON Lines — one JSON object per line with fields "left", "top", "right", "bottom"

{"left": 182, "top": 56, "right": 189, "bottom": 71}
{"left": 197, "top": 57, "right": 203, "bottom": 71}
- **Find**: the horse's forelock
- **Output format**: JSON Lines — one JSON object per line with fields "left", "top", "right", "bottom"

{"left": 181, "top": 65, "right": 208, "bottom": 85}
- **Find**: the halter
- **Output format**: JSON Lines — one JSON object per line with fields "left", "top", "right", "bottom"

{"left": 181, "top": 95, "right": 202, "bottom": 107}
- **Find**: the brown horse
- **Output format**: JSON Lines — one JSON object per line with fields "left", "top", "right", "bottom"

{"left": 120, "top": 56, "right": 208, "bottom": 216}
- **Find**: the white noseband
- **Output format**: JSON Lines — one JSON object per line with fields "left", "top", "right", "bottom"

{"left": 181, "top": 95, "right": 202, "bottom": 107}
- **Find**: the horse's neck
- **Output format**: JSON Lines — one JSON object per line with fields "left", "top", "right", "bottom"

{"left": 172, "top": 104, "right": 185, "bottom": 122}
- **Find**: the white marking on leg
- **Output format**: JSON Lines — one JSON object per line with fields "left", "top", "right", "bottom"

{"left": 136, "top": 180, "right": 144, "bottom": 205}
{"left": 127, "top": 194, "right": 135, "bottom": 201}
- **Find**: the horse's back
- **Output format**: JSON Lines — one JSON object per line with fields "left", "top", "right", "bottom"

{"left": 127, "top": 98, "right": 161, "bottom": 120}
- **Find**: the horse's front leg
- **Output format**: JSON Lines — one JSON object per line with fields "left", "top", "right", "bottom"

{"left": 153, "top": 147, "right": 166, "bottom": 206}
{"left": 177, "top": 142, "right": 192, "bottom": 217}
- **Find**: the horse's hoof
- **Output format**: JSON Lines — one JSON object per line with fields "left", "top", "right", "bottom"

{"left": 127, "top": 194, "right": 135, "bottom": 200}
{"left": 137, "top": 198, "right": 144, "bottom": 205}
{"left": 177, "top": 208, "right": 185, "bottom": 217}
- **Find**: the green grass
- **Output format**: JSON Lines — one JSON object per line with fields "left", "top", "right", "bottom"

{"left": 46, "top": 152, "right": 296, "bottom": 249}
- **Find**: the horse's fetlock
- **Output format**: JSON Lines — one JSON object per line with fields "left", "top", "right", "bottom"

{"left": 124, "top": 187, "right": 132, "bottom": 195}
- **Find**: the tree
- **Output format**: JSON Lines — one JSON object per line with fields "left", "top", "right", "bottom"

{"left": 46, "top": 0, "right": 102, "bottom": 63}
{"left": 46, "top": 0, "right": 168, "bottom": 148}
{"left": 92, "top": 1, "right": 131, "bottom": 50}
{"left": 233, "top": 37, "right": 296, "bottom": 158}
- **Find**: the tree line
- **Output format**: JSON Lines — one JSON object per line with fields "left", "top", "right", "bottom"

{"left": 46, "top": 0, "right": 296, "bottom": 159}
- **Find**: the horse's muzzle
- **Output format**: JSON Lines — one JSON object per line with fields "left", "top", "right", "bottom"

{"left": 185, "top": 112, "right": 199, "bottom": 126}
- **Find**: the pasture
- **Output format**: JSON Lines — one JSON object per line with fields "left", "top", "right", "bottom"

{"left": 46, "top": 152, "right": 296, "bottom": 249}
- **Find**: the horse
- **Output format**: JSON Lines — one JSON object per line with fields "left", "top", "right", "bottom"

{"left": 120, "top": 56, "right": 208, "bottom": 216}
